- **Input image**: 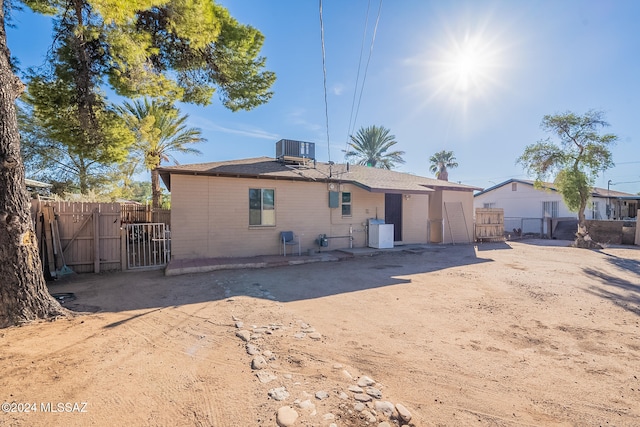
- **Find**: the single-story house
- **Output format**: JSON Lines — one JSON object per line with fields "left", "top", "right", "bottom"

{"left": 25, "top": 178, "right": 52, "bottom": 189}
{"left": 474, "top": 178, "right": 638, "bottom": 236}
{"left": 158, "top": 141, "right": 481, "bottom": 260}
{"left": 26, "top": 178, "right": 54, "bottom": 204}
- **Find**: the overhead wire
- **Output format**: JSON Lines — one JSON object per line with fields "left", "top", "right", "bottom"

{"left": 344, "top": 0, "right": 372, "bottom": 157}
{"left": 320, "top": 0, "right": 384, "bottom": 164}
{"left": 319, "top": 0, "right": 331, "bottom": 163}
{"left": 348, "top": 0, "right": 384, "bottom": 138}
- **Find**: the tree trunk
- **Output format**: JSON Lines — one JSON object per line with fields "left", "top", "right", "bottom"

{"left": 78, "top": 159, "right": 89, "bottom": 194}
{"left": 574, "top": 199, "right": 601, "bottom": 249}
{"left": 151, "top": 167, "right": 161, "bottom": 209}
{"left": 438, "top": 169, "right": 449, "bottom": 181}
{"left": 0, "top": 4, "right": 67, "bottom": 328}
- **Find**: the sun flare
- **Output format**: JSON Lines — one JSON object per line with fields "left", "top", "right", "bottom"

{"left": 440, "top": 36, "right": 496, "bottom": 94}
{"left": 417, "top": 27, "right": 507, "bottom": 109}
{"left": 453, "top": 50, "right": 480, "bottom": 86}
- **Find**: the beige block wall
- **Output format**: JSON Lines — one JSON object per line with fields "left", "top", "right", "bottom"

{"left": 171, "top": 175, "right": 210, "bottom": 258}
{"left": 428, "top": 191, "right": 444, "bottom": 243}
{"left": 170, "top": 175, "right": 387, "bottom": 259}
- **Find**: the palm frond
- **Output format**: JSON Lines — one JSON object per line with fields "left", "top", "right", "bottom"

{"left": 345, "top": 125, "right": 405, "bottom": 169}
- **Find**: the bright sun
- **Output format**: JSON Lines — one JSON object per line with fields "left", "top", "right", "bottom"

{"left": 403, "top": 12, "right": 513, "bottom": 117}
{"left": 419, "top": 29, "right": 507, "bottom": 108}
{"left": 451, "top": 52, "right": 477, "bottom": 92}
{"left": 441, "top": 36, "right": 496, "bottom": 95}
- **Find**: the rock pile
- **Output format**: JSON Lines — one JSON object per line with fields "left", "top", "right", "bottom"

{"left": 232, "top": 315, "right": 417, "bottom": 426}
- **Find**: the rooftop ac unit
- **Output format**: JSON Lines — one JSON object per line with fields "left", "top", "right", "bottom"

{"left": 276, "top": 139, "right": 315, "bottom": 163}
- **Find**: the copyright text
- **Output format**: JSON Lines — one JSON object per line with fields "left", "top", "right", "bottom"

{"left": 2, "top": 402, "right": 88, "bottom": 413}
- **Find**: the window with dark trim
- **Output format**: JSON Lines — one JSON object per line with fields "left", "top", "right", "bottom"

{"left": 341, "top": 192, "right": 352, "bottom": 217}
{"left": 249, "top": 188, "right": 275, "bottom": 226}
{"left": 542, "top": 201, "right": 559, "bottom": 218}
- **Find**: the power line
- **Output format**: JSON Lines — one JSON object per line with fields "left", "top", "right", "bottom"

{"left": 319, "top": 0, "right": 331, "bottom": 163}
{"left": 615, "top": 160, "right": 640, "bottom": 165}
{"left": 349, "top": 0, "right": 383, "bottom": 138}
{"left": 611, "top": 180, "right": 640, "bottom": 185}
{"left": 344, "top": 0, "right": 372, "bottom": 157}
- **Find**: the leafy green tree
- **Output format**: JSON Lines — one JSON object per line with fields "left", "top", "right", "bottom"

{"left": 344, "top": 125, "right": 405, "bottom": 169}
{"left": 21, "top": 0, "right": 275, "bottom": 193}
{"left": 101, "top": 161, "right": 152, "bottom": 203}
{"left": 119, "top": 99, "right": 204, "bottom": 208}
{"left": 128, "top": 181, "right": 153, "bottom": 204}
{"left": 18, "top": 101, "right": 118, "bottom": 193}
{"left": 517, "top": 110, "right": 617, "bottom": 246}
{"left": 26, "top": 0, "right": 275, "bottom": 124}
{"left": 1, "top": 0, "right": 274, "bottom": 328}
{"left": 23, "top": 76, "right": 135, "bottom": 190}
{"left": 429, "top": 150, "right": 458, "bottom": 181}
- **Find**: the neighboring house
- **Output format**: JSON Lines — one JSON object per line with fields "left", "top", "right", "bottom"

{"left": 25, "top": 178, "right": 54, "bottom": 200}
{"left": 589, "top": 187, "right": 640, "bottom": 221}
{"left": 158, "top": 141, "right": 481, "bottom": 260}
{"left": 474, "top": 179, "right": 638, "bottom": 236}
{"left": 25, "top": 178, "right": 52, "bottom": 192}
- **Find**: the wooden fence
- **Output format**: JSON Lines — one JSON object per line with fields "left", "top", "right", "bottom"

{"left": 30, "top": 200, "right": 171, "bottom": 274}
{"left": 121, "top": 204, "right": 170, "bottom": 227}
{"left": 475, "top": 208, "right": 505, "bottom": 242}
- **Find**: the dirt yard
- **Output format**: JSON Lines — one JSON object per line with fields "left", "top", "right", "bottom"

{"left": 1, "top": 240, "right": 639, "bottom": 427}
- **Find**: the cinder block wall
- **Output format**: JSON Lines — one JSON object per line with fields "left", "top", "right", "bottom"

{"left": 585, "top": 220, "right": 637, "bottom": 245}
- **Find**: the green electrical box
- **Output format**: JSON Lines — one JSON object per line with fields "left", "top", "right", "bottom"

{"left": 328, "top": 191, "right": 339, "bottom": 208}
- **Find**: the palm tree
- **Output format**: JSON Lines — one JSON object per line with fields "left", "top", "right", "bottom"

{"left": 344, "top": 125, "right": 405, "bottom": 169}
{"left": 119, "top": 99, "right": 205, "bottom": 208}
{"left": 429, "top": 150, "right": 458, "bottom": 181}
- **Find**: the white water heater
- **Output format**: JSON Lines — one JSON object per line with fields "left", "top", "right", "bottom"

{"left": 368, "top": 219, "right": 394, "bottom": 249}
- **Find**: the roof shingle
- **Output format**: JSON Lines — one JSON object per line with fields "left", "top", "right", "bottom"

{"left": 158, "top": 157, "right": 481, "bottom": 193}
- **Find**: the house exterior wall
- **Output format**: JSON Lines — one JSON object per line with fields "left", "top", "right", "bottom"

{"left": 472, "top": 183, "right": 635, "bottom": 223}
{"left": 606, "top": 198, "right": 639, "bottom": 220}
{"left": 636, "top": 210, "right": 640, "bottom": 245}
{"left": 169, "top": 171, "right": 477, "bottom": 258}
{"left": 170, "top": 175, "right": 389, "bottom": 259}
{"left": 588, "top": 197, "right": 608, "bottom": 220}
{"left": 473, "top": 183, "right": 575, "bottom": 219}
{"left": 428, "top": 191, "right": 443, "bottom": 243}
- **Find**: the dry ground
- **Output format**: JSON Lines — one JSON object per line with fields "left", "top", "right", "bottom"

{"left": 1, "top": 240, "right": 639, "bottom": 427}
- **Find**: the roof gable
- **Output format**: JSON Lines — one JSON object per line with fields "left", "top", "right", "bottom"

{"left": 474, "top": 178, "right": 636, "bottom": 198}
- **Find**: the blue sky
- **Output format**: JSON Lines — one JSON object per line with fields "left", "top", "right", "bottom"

{"left": 8, "top": 0, "right": 640, "bottom": 194}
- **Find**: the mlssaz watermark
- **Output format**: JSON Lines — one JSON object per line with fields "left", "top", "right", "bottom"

{"left": 2, "top": 402, "right": 88, "bottom": 413}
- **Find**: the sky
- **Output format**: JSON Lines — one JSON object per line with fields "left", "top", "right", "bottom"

{"left": 7, "top": 0, "right": 640, "bottom": 194}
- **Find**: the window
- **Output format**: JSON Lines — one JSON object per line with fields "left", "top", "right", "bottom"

{"left": 542, "top": 201, "right": 559, "bottom": 218}
{"left": 341, "top": 192, "right": 352, "bottom": 216}
{"left": 249, "top": 189, "right": 275, "bottom": 226}
{"left": 483, "top": 202, "right": 496, "bottom": 209}
{"left": 511, "top": 183, "right": 517, "bottom": 191}
{"left": 590, "top": 201, "right": 601, "bottom": 219}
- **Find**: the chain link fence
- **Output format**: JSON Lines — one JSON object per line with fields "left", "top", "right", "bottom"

{"left": 504, "top": 217, "right": 544, "bottom": 239}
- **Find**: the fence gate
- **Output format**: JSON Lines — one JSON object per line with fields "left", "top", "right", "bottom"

{"left": 125, "top": 223, "right": 171, "bottom": 269}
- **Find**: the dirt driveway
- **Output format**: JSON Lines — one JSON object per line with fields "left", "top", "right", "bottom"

{"left": 1, "top": 240, "right": 639, "bottom": 426}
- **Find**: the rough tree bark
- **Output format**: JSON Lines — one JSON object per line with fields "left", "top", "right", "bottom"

{"left": 151, "top": 167, "right": 162, "bottom": 209}
{"left": 0, "top": 2, "right": 68, "bottom": 328}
